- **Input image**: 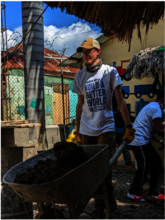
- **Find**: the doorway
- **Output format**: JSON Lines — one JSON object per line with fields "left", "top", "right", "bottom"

{"left": 53, "top": 84, "right": 69, "bottom": 125}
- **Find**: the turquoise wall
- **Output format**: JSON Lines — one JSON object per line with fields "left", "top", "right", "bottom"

{"left": 8, "top": 69, "right": 78, "bottom": 125}
{"left": 8, "top": 69, "right": 25, "bottom": 120}
{"left": 68, "top": 79, "right": 78, "bottom": 122}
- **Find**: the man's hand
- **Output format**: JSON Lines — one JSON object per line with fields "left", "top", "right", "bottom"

{"left": 122, "top": 128, "right": 136, "bottom": 143}
{"left": 66, "top": 130, "right": 82, "bottom": 144}
{"left": 153, "top": 118, "right": 165, "bottom": 137}
{"left": 66, "top": 129, "right": 76, "bottom": 143}
{"left": 74, "top": 131, "right": 82, "bottom": 144}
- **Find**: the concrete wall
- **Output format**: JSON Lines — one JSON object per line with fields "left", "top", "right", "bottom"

{"left": 69, "top": 84, "right": 78, "bottom": 121}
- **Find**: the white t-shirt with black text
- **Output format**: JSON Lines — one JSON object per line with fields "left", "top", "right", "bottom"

{"left": 72, "top": 64, "right": 123, "bottom": 136}
{"left": 129, "top": 102, "right": 162, "bottom": 146}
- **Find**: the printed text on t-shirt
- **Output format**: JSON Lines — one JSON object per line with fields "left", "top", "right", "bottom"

{"left": 85, "top": 79, "right": 106, "bottom": 112}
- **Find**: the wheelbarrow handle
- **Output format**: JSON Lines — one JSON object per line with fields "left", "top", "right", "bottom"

{"left": 109, "top": 140, "right": 128, "bottom": 170}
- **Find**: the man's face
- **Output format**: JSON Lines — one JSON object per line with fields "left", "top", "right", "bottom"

{"left": 81, "top": 48, "right": 101, "bottom": 65}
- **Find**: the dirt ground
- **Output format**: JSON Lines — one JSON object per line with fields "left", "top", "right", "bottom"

{"left": 32, "top": 164, "right": 165, "bottom": 219}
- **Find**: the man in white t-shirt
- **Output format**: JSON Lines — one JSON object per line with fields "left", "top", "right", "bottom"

{"left": 72, "top": 38, "right": 135, "bottom": 218}
{"left": 127, "top": 89, "right": 165, "bottom": 202}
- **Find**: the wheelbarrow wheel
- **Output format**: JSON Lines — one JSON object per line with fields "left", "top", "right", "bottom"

{"left": 38, "top": 207, "right": 65, "bottom": 219}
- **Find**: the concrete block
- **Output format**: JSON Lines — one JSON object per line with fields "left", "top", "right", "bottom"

{"left": 46, "top": 125, "right": 61, "bottom": 149}
{"left": 15, "top": 128, "right": 29, "bottom": 146}
{"left": 46, "top": 126, "right": 59, "bottom": 136}
{"left": 29, "top": 127, "right": 37, "bottom": 140}
{"left": 47, "top": 136, "right": 53, "bottom": 144}
{"left": 2, "top": 128, "right": 29, "bottom": 147}
{"left": 47, "top": 143, "right": 54, "bottom": 149}
{"left": 23, "top": 148, "right": 35, "bottom": 161}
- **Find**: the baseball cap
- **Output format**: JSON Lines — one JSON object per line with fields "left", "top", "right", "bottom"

{"left": 77, "top": 38, "right": 100, "bottom": 53}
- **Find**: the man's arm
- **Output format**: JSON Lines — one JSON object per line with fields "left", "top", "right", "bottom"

{"left": 151, "top": 133, "right": 164, "bottom": 144}
{"left": 76, "top": 95, "right": 84, "bottom": 133}
{"left": 114, "top": 85, "right": 131, "bottom": 126}
{"left": 152, "top": 117, "right": 165, "bottom": 137}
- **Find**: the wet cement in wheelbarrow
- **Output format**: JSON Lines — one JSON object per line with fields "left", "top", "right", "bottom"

{"left": 14, "top": 141, "right": 88, "bottom": 184}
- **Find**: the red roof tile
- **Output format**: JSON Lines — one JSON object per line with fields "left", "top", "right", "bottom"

{"left": 4, "top": 44, "right": 79, "bottom": 76}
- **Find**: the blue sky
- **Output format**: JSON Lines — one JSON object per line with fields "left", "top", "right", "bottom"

{"left": 4, "top": 1, "right": 102, "bottom": 56}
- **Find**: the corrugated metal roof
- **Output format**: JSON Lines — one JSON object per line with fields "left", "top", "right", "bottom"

{"left": 3, "top": 44, "right": 79, "bottom": 77}
{"left": 96, "top": 34, "right": 111, "bottom": 45}
{"left": 8, "top": 44, "right": 68, "bottom": 59}
{"left": 59, "top": 34, "right": 111, "bottom": 69}
{"left": 58, "top": 56, "right": 82, "bottom": 69}
{"left": 59, "top": 59, "right": 82, "bottom": 69}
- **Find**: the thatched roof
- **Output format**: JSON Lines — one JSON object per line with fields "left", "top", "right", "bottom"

{"left": 44, "top": 2, "right": 164, "bottom": 50}
{"left": 125, "top": 46, "right": 164, "bottom": 79}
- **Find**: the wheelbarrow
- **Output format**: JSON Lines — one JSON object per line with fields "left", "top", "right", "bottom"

{"left": 3, "top": 141, "right": 127, "bottom": 219}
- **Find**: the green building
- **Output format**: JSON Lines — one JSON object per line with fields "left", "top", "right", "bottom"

{"left": 4, "top": 45, "right": 79, "bottom": 125}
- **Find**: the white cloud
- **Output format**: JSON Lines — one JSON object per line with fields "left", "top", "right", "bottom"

{"left": 44, "top": 22, "right": 102, "bottom": 56}
{"left": 1, "top": 29, "right": 13, "bottom": 50}
{"left": 4, "top": 22, "right": 102, "bottom": 57}
{"left": 1, "top": 26, "right": 22, "bottom": 50}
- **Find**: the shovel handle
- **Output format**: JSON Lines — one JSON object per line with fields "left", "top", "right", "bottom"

{"left": 109, "top": 140, "right": 128, "bottom": 169}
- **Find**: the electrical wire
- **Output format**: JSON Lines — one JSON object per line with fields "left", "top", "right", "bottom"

{"left": 1, "top": 5, "right": 49, "bottom": 61}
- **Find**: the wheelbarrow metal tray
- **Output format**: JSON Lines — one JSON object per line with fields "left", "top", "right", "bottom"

{"left": 3, "top": 144, "right": 109, "bottom": 205}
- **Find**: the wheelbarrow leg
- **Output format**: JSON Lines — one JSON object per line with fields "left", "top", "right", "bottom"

{"left": 68, "top": 204, "right": 79, "bottom": 219}
{"left": 68, "top": 201, "right": 89, "bottom": 219}
{"left": 93, "top": 180, "right": 111, "bottom": 219}
{"left": 102, "top": 180, "right": 111, "bottom": 219}
{"left": 37, "top": 203, "right": 46, "bottom": 215}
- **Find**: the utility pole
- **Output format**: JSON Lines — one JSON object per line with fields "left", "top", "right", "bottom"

{"left": 60, "top": 57, "right": 66, "bottom": 140}
{"left": 22, "top": 2, "right": 45, "bottom": 146}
